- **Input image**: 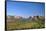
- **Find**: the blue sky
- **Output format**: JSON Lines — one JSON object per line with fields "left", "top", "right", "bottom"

{"left": 7, "top": 1, "right": 45, "bottom": 18}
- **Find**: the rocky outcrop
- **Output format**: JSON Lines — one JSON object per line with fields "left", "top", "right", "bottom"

{"left": 14, "top": 16, "right": 22, "bottom": 19}
{"left": 7, "top": 16, "right": 45, "bottom": 22}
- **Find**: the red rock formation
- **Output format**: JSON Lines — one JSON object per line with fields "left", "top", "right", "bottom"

{"left": 14, "top": 16, "right": 22, "bottom": 19}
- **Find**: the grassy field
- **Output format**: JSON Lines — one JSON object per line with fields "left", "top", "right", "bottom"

{"left": 7, "top": 16, "right": 45, "bottom": 30}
